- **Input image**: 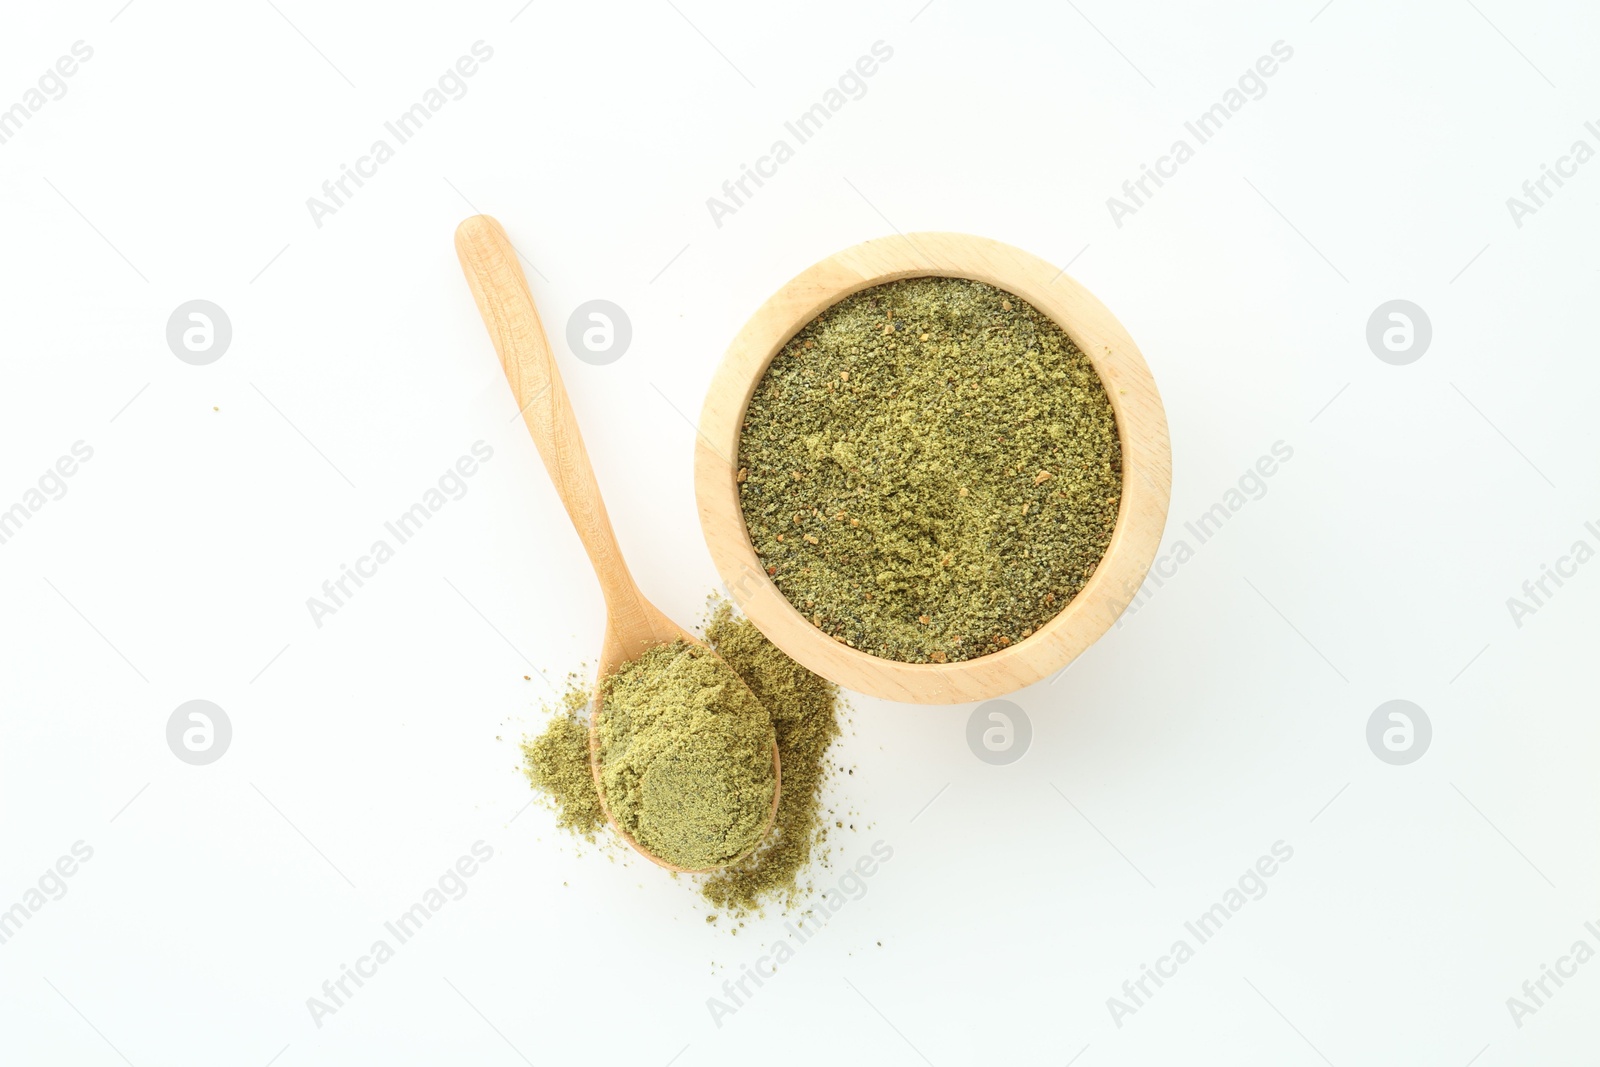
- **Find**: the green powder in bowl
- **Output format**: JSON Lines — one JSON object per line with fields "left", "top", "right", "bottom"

{"left": 595, "top": 641, "right": 777, "bottom": 871}
{"left": 737, "top": 275, "right": 1122, "bottom": 663}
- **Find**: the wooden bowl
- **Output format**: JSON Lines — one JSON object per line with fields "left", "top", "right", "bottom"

{"left": 694, "top": 233, "right": 1171, "bottom": 704}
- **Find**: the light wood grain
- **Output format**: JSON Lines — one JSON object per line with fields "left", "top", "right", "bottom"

{"left": 694, "top": 232, "right": 1173, "bottom": 704}
{"left": 455, "top": 215, "right": 684, "bottom": 671}
{"left": 455, "top": 214, "right": 779, "bottom": 872}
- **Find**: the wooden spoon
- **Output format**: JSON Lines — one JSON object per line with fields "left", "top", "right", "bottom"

{"left": 454, "top": 214, "right": 779, "bottom": 873}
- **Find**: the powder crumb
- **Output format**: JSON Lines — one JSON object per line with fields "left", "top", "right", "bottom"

{"left": 520, "top": 679, "right": 605, "bottom": 839}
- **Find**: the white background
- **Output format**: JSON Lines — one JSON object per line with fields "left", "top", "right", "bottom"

{"left": 1, "top": 1, "right": 1596, "bottom": 1064}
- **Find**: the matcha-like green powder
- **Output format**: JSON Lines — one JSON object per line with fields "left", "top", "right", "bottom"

{"left": 519, "top": 602, "right": 845, "bottom": 915}
{"left": 737, "top": 275, "right": 1122, "bottom": 663}
{"left": 699, "top": 599, "right": 841, "bottom": 914}
{"left": 520, "top": 680, "right": 605, "bottom": 839}
{"left": 595, "top": 641, "right": 777, "bottom": 871}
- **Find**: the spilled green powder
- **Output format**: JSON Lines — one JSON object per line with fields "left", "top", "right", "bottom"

{"left": 737, "top": 276, "right": 1122, "bottom": 663}
{"left": 520, "top": 680, "right": 604, "bottom": 838}
{"left": 519, "top": 603, "right": 844, "bottom": 914}
{"left": 699, "top": 599, "right": 841, "bottom": 914}
{"left": 596, "top": 641, "right": 776, "bottom": 871}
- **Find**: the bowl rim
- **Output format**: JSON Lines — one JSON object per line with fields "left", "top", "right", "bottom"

{"left": 693, "top": 232, "right": 1172, "bottom": 704}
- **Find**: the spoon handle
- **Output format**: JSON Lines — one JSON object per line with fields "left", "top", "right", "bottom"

{"left": 454, "top": 214, "right": 650, "bottom": 629}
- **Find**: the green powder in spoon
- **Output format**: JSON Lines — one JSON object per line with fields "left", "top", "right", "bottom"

{"left": 595, "top": 640, "right": 777, "bottom": 871}
{"left": 519, "top": 601, "right": 844, "bottom": 914}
